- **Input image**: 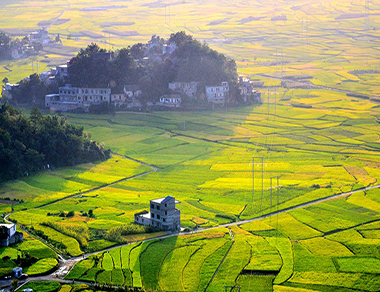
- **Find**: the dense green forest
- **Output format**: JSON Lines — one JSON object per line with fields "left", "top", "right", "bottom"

{"left": 0, "top": 103, "right": 110, "bottom": 182}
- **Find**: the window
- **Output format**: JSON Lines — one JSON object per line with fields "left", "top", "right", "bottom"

{"left": 163, "top": 218, "right": 166, "bottom": 222}
{"left": 157, "top": 206, "right": 160, "bottom": 210}
{"left": 165, "top": 204, "right": 167, "bottom": 207}
{"left": 151, "top": 204, "right": 154, "bottom": 209}
{"left": 151, "top": 213, "right": 155, "bottom": 218}
{"left": 157, "top": 215, "right": 160, "bottom": 219}
{"left": 165, "top": 211, "right": 167, "bottom": 215}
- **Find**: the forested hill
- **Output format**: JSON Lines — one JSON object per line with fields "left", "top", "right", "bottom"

{"left": 68, "top": 31, "right": 240, "bottom": 102}
{"left": 0, "top": 103, "right": 110, "bottom": 182}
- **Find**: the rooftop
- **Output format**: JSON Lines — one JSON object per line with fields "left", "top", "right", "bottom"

{"left": 0, "top": 223, "right": 15, "bottom": 229}
{"left": 151, "top": 196, "right": 181, "bottom": 204}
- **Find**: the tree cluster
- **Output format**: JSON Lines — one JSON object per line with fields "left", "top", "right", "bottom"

{"left": 11, "top": 73, "right": 60, "bottom": 106}
{"left": 0, "top": 103, "right": 110, "bottom": 182}
{"left": 67, "top": 32, "right": 241, "bottom": 104}
{"left": 68, "top": 44, "right": 142, "bottom": 94}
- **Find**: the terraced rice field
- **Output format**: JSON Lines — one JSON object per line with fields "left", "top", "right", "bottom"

{"left": 1, "top": 0, "right": 380, "bottom": 289}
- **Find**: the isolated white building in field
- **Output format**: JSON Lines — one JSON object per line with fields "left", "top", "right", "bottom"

{"left": 0, "top": 223, "right": 23, "bottom": 247}
{"left": 134, "top": 196, "right": 181, "bottom": 231}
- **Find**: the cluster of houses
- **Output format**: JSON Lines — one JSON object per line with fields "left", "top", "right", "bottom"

{"left": 2, "top": 32, "right": 261, "bottom": 111}
{"left": 43, "top": 77, "right": 260, "bottom": 112}
{"left": 9, "top": 28, "right": 61, "bottom": 60}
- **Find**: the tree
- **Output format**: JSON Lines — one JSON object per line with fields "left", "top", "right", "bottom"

{"left": 0, "top": 103, "right": 110, "bottom": 182}
{"left": 130, "top": 43, "right": 145, "bottom": 60}
{"left": 169, "top": 31, "right": 193, "bottom": 46}
{"left": 0, "top": 31, "right": 11, "bottom": 60}
{"left": 68, "top": 43, "right": 110, "bottom": 88}
{"left": 32, "top": 41, "right": 43, "bottom": 52}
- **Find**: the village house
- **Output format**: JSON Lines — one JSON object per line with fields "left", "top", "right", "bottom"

{"left": 45, "top": 84, "right": 111, "bottom": 112}
{"left": 124, "top": 85, "right": 142, "bottom": 98}
{"left": 159, "top": 94, "right": 182, "bottom": 108}
{"left": 111, "top": 93, "right": 128, "bottom": 107}
{"left": 29, "top": 29, "right": 50, "bottom": 45}
{"left": 169, "top": 81, "right": 199, "bottom": 97}
{"left": 56, "top": 64, "right": 68, "bottom": 80}
{"left": 0, "top": 223, "right": 23, "bottom": 247}
{"left": 162, "top": 42, "right": 177, "bottom": 55}
{"left": 134, "top": 196, "right": 181, "bottom": 231}
{"left": 205, "top": 81, "right": 229, "bottom": 104}
{"left": 1, "top": 83, "right": 19, "bottom": 100}
{"left": 239, "top": 75, "right": 262, "bottom": 103}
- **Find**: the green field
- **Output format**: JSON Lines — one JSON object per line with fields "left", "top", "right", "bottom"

{"left": 1, "top": 0, "right": 380, "bottom": 289}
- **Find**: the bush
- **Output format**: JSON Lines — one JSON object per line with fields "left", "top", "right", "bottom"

{"left": 66, "top": 211, "right": 75, "bottom": 218}
{"left": 105, "top": 224, "right": 157, "bottom": 243}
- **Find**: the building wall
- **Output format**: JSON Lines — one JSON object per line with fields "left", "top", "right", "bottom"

{"left": 46, "top": 86, "right": 111, "bottom": 112}
{"left": 205, "top": 82, "right": 229, "bottom": 104}
{"left": 150, "top": 198, "right": 180, "bottom": 230}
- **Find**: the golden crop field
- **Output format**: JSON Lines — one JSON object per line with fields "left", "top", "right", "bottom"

{"left": 1, "top": 0, "right": 380, "bottom": 291}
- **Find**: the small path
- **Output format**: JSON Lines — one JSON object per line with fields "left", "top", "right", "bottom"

{"left": 203, "top": 229, "right": 235, "bottom": 291}
{"left": 44, "top": 4, "right": 71, "bottom": 30}
{"left": 35, "top": 154, "right": 157, "bottom": 209}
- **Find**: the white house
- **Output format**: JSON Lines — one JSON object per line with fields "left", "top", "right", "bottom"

{"left": 205, "top": 81, "right": 229, "bottom": 104}
{"left": 169, "top": 82, "right": 199, "bottom": 97}
{"left": 56, "top": 64, "right": 68, "bottom": 79}
{"left": 111, "top": 93, "right": 128, "bottom": 107}
{"left": 1, "top": 83, "right": 19, "bottom": 99}
{"left": 29, "top": 29, "right": 50, "bottom": 44}
{"left": 0, "top": 223, "right": 23, "bottom": 247}
{"left": 239, "top": 75, "right": 262, "bottom": 103}
{"left": 134, "top": 196, "right": 181, "bottom": 231}
{"left": 159, "top": 94, "right": 182, "bottom": 108}
{"left": 124, "top": 85, "right": 142, "bottom": 98}
{"left": 163, "top": 42, "right": 177, "bottom": 55}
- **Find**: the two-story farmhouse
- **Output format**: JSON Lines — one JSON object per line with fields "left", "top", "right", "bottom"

{"left": 169, "top": 82, "right": 199, "bottom": 97}
{"left": 205, "top": 81, "right": 229, "bottom": 104}
{"left": 134, "top": 196, "right": 181, "bottom": 231}
{"left": 0, "top": 224, "right": 23, "bottom": 247}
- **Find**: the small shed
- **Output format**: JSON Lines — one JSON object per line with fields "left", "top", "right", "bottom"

{"left": 12, "top": 267, "right": 22, "bottom": 278}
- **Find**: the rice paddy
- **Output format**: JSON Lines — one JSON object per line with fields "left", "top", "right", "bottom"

{"left": 1, "top": 0, "right": 380, "bottom": 290}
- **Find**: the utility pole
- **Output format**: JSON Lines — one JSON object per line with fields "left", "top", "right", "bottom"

{"left": 252, "top": 157, "right": 264, "bottom": 216}
{"left": 365, "top": 0, "right": 370, "bottom": 30}
{"left": 261, "top": 157, "right": 264, "bottom": 214}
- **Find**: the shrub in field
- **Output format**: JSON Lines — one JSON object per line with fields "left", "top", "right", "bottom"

{"left": 105, "top": 224, "right": 157, "bottom": 243}
{"left": 42, "top": 222, "right": 89, "bottom": 248}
